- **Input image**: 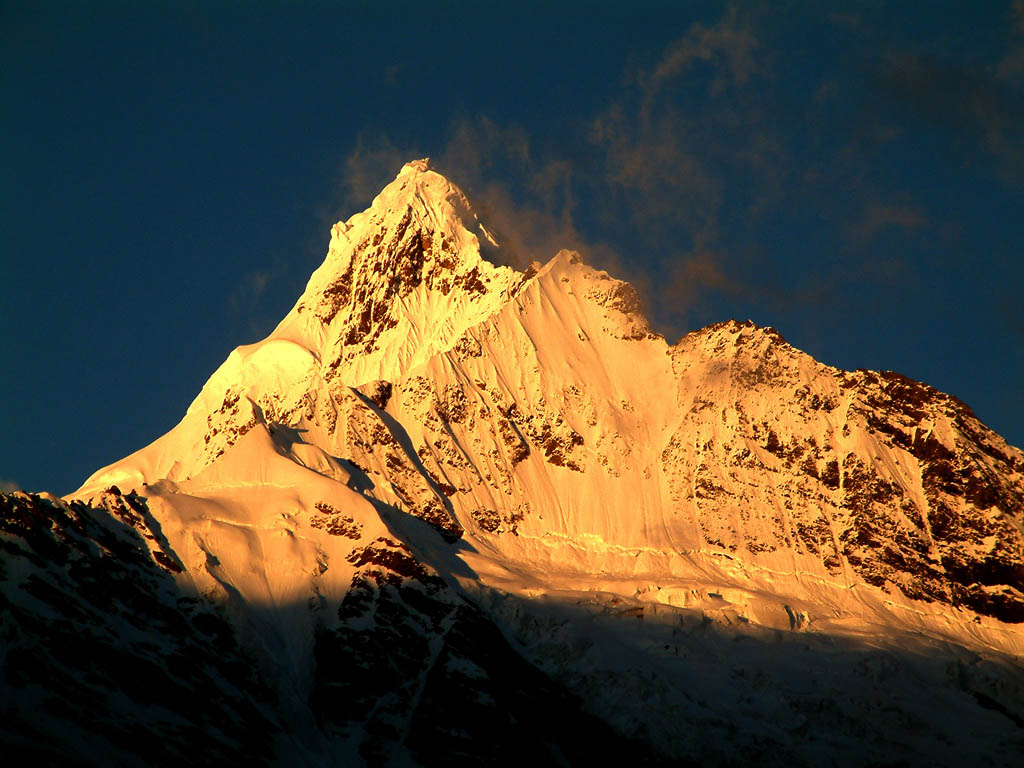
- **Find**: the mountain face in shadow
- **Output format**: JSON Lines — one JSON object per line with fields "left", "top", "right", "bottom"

{"left": 0, "top": 492, "right": 672, "bottom": 767}
{"left": 0, "top": 491, "right": 280, "bottom": 766}
{"left": 3, "top": 490, "right": 1023, "bottom": 766}
{"left": 4, "top": 161, "right": 1023, "bottom": 765}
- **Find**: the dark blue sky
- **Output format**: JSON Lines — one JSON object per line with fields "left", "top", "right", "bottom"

{"left": 3, "top": 1, "right": 1023, "bottom": 495}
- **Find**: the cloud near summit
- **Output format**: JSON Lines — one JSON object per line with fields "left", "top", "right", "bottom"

{"left": 333, "top": 9, "right": 777, "bottom": 337}
{"left": 334, "top": 4, "right": 1023, "bottom": 344}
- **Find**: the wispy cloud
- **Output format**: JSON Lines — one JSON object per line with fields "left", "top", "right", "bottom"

{"left": 332, "top": 9, "right": 784, "bottom": 334}
{"left": 643, "top": 6, "right": 758, "bottom": 106}
{"left": 857, "top": 202, "right": 928, "bottom": 242}
{"left": 331, "top": 5, "right": 1018, "bottom": 342}
{"left": 235, "top": 271, "right": 270, "bottom": 304}
{"left": 586, "top": 7, "right": 790, "bottom": 328}
{"left": 998, "top": 0, "right": 1024, "bottom": 79}
{"left": 0, "top": 478, "right": 22, "bottom": 493}
{"left": 228, "top": 269, "right": 270, "bottom": 318}
{"left": 227, "top": 267, "right": 294, "bottom": 340}
{"left": 876, "top": 48, "right": 1024, "bottom": 184}
{"left": 337, "top": 135, "right": 411, "bottom": 211}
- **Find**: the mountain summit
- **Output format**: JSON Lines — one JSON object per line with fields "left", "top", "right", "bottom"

{"left": 271, "top": 158, "right": 527, "bottom": 383}
{"left": 5, "top": 163, "right": 1024, "bottom": 766}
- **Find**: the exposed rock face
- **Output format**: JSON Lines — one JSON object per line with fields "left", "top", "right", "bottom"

{"left": 663, "top": 320, "right": 1024, "bottom": 623}
{"left": 7, "top": 162, "right": 1024, "bottom": 765}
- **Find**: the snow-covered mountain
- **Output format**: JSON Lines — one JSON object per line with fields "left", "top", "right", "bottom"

{"left": 4, "top": 160, "right": 1024, "bottom": 766}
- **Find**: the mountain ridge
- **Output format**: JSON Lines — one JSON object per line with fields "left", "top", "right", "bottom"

{"left": 4, "top": 161, "right": 1024, "bottom": 765}
{"left": 72, "top": 160, "right": 1024, "bottom": 631}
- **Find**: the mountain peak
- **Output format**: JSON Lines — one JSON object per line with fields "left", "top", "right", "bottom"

{"left": 265, "top": 162, "right": 527, "bottom": 385}
{"left": 341, "top": 159, "right": 498, "bottom": 273}
{"left": 675, "top": 318, "right": 790, "bottom": 355}
{"left": 401, "top": 157, "right": 431, "bottom": 173}
{"left": 369, "top": 158, "right": 485, "bottom": 230}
